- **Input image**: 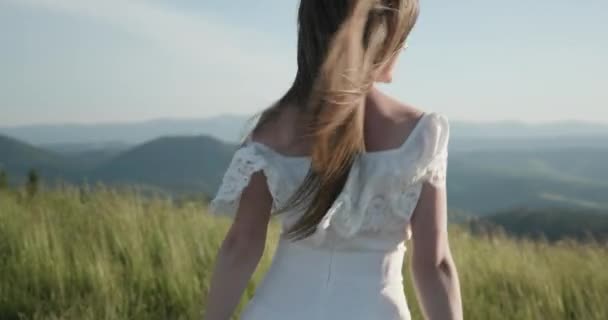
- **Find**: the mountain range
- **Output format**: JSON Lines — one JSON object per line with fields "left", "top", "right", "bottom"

{"left": 0, "top": 115, "right": 254, "bottom": 146}
{"left": 468, "top": 207, "right": 608, "bottom": 242}
{"left": 1, "top": 116, "right": 607, "bottom": 216}
{"left": 3, "top": 115, "right": 608, "bottom": 147}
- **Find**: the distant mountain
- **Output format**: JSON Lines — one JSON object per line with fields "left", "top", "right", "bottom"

{"left": 3, "top": 115, "right": 608, "bottom": 147}
{"left": 448, "top": 148, "right": 608, "bottom": 214}
{"left": 42, "top": 141, "right": 131, "bottom": 170}
{"left": 451, "top": 120, "right": 608, "bottom": 138}
{"left": 0, "top": 114, "right": 252, "bottom": 145}
{"left": 89, "top": 135, "right": 236, "bottom": 195}
{"left": 468, "top": 208, "right": 608, "bottom": 242}
{"left": 0, "top": 133, "right": 240, "bottom": 193}
{"left": 0, "top": 135, "right": 81, "bottom": 182}
{"left": 42, "top": 141, "right": 131, "bottom": 155}
{"left": 450, "top": 135, "right": 608, "bottom": 152}
{"left": 1, "top": 132, "right": 608, "bottom": 216}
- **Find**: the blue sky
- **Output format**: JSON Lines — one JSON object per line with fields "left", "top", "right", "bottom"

{"left": 1, "top": 0, "right": 607, "bottom": 126}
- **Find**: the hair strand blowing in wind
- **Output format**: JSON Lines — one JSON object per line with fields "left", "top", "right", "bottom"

{"left": 252, "top": 0, "right": 420, "bottom": 240}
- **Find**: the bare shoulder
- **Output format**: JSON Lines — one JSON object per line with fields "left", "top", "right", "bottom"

{"left": 250, "top": 106, "right": 308, "bottom": 156}
{"left": 365, "top": 89, "right": 428, "bottom": 151}
{"left": 391, "top": 100, "right": 426, "bottom": 125}
{"left": 250, "top": 115, "right": 280, "bottom": 147}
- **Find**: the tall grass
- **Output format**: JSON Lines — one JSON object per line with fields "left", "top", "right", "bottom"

{"left": 0, "top": 186, "right": 606, "bottom": 319}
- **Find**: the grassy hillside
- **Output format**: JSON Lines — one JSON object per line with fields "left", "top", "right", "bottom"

{"left": 1, "top": 187, "right": 607, "bottom": 320}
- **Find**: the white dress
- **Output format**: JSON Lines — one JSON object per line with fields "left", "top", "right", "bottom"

{"left": 210, "top": 112, "right": 450, "bottom": 320}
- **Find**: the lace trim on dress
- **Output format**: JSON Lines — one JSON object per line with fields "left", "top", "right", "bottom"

{"left": 424, "top": 151, "right": 448, "bottom": 186}
{"left": 311, "top": 113, "right": 450, "bottom": 242}
{"left": 209, "top": 113, "right": 450, "bottom": 244}
{"left": 209, "top": 143, "right": 267, "bottom": 216}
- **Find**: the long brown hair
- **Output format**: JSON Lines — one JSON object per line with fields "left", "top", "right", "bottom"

{"left": 252, "top": 0, "right": 419, "bottom": 240}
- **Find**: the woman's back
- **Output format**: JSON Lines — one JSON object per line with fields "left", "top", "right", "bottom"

{"left": 210, "top": 108, "right": 450, "bottom": 319}
{"left": 204, "top": 1, "right": 462, "bottom": 319}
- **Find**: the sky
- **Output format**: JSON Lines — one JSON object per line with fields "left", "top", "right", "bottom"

{"left": 0, "top": 0, "right": 607, "bottom": 126}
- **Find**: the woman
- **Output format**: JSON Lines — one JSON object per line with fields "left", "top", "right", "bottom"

{"left": 204, "top": 0, "right": 462, "bottom": 319}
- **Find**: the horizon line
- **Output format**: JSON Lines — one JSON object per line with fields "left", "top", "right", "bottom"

{"left": 2, "top": 113, "right": 608, "bottom": 129}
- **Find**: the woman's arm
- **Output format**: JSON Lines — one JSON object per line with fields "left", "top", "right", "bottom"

{"left": 203, "top": 171, "right": 273, "bottom": 320}
{"left": 409, "top": 182, "right": 463, "bottom": 320}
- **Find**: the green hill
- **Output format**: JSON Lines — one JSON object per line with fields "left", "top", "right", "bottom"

{"left": 0, "top": 135, "right": 80, "bottom": 182}
{"left": 42, "top": 141, "right": 130, "bottom": 170}
{"left": 469, "top": 207, "right": 608, "bottom": 242}
{"left": 90, "top": 135, "right": 236, "bottom": 195}
{"left": 2, "top": 133, "right": 608, "bottom": 216}
{"left": 447, "top": 148, "right": 608, "bottom": 214}
{"left": 0, "top": 115, "right": 250, "bottom": 145}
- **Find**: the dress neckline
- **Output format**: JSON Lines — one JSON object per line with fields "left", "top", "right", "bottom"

{"left": 248, "top": 112, "right": 429, "bottom": 162}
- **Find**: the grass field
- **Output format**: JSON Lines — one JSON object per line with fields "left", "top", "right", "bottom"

{"left": 0, "top": 186, "right": 607, "bottom": 320}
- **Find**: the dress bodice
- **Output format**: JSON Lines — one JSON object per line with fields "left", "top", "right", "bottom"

{"left": 210, "top": 112, "right": 450, "bottom": 252}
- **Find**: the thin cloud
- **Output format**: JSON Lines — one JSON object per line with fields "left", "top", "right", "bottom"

{"left": 1, "top": 0, "right": 296, "bottom": 122}
{"left": 6, "top": 0, "right": 293, "bottom": 81}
